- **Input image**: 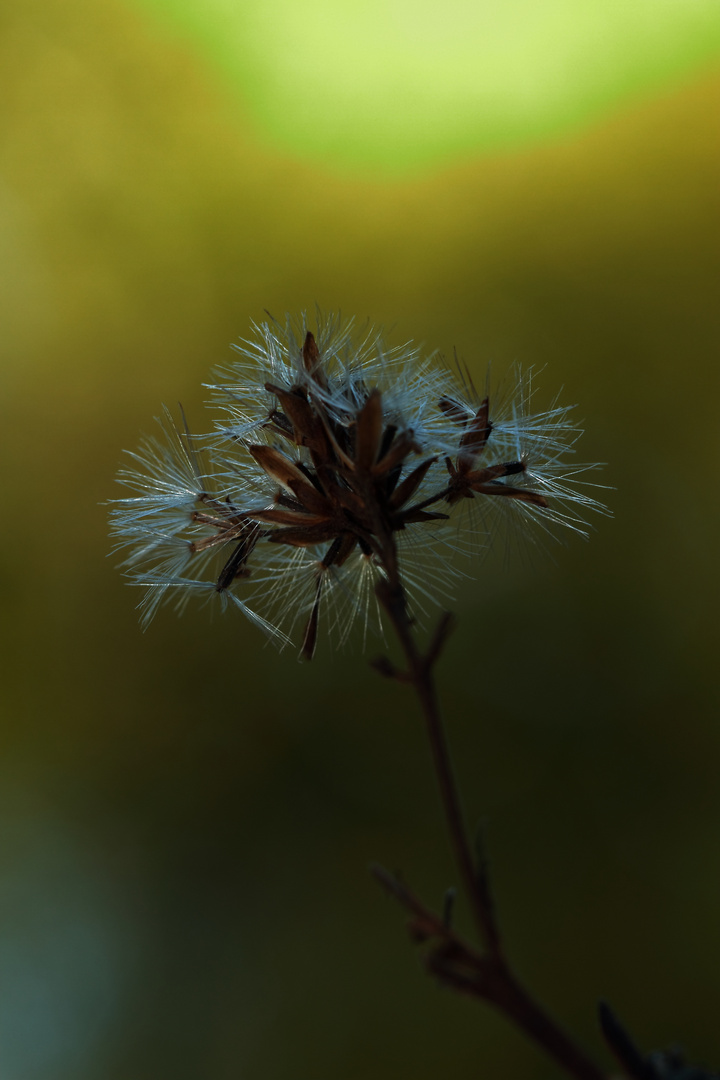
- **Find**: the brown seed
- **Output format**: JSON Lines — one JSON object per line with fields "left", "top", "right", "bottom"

{"left": 354, "top": 389, "right": 384, "bottom": 471}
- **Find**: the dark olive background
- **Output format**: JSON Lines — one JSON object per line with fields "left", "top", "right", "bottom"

{"left": 1, "top": 3, "right": 719, "bottom": 1078}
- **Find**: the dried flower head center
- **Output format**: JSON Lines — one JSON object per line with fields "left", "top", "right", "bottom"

{"left": 111, "top": 313, "right": 607, "bottom": 659}
{"left": 208, "top": 334, "right": 548, "bottom": 579}
{"left": 189, "top": 333, "right": 552, "bottom": 657}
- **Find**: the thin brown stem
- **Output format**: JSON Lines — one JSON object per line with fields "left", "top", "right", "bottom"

{"left": 374, "top": 559, "right": 499, "bottom": 952}
{"left": 373, "top": 538, "right": 609, "bottom": 1080}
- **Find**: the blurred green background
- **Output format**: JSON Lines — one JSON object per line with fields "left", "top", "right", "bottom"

{"left": 1, "top": 2, "right": 720, "bottom": 1077}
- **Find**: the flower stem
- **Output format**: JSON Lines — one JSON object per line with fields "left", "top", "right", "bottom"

{"left": 375, "top": 567, "right": 608, "bottom": 1080}
{"left": 378, "top": 577, "right": 500, "bottom": 952}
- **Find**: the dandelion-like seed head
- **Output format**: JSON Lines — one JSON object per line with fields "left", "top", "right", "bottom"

{"left": 109, "top": 312, "right": 608, "bottom": 657}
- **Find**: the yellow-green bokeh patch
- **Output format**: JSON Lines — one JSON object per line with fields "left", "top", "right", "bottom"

{"left": 133, "top": 0, "right": 720, "bottom": 170}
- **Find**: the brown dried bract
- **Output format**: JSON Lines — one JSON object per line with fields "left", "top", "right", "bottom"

{"left": 443, "top": 396, "right": 548, "bottom": 508}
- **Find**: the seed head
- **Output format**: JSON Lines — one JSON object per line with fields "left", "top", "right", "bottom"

{"left": 109, "top": 312, "right": 607, "bottom": 657}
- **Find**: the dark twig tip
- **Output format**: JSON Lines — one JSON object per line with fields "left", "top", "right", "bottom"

{"left": 425, "top": 611, "right": 457, "bottom": 669}
{"left": 598, "top": 1002, "right": 654, "bottom": 1080}
{"left": 369, "top": 862, "right": 400, "bottom": 895}
{"left": 442, "top": 886, "right": 456, "bottom": 928}
{"left": 369, "top": 655, "right": 409, "bottom": 681}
